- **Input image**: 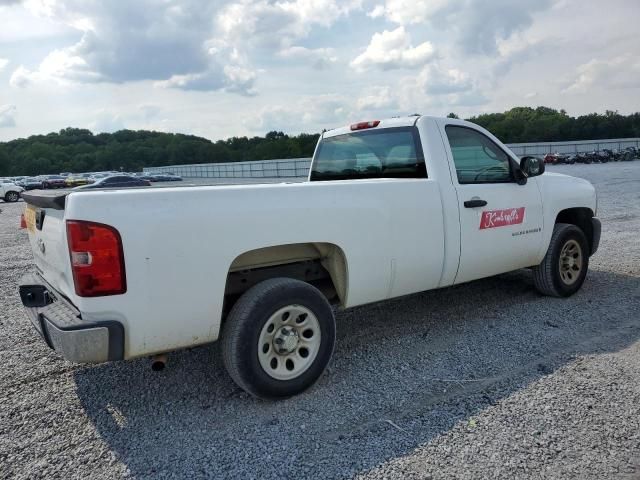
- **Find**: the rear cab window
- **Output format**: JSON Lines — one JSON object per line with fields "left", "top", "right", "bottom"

{"left": 310, "top": 127, "right": 426, "bottom": 181}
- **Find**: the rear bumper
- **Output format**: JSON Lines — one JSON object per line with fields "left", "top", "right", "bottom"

{"left": 18, "top": 272, "right": 124, "bottom": 363}
{"left": 591, "top": 217, "right": 601, "bottom": 256}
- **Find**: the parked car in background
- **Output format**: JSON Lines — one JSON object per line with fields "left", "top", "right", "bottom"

{"left": 135, "top": 172, "right": 159, "bottom": 182}
{"left": 41, "top": 175, "right": 68, "bottom": 189}
{"left": 20, "top": 177, "right": 44, "bottom": 190}
{"left": 0, "top": 181, "right": 24, "bottom": 202}
{"left": 75, "top": 175, "right": 151, "bottom": 189}
{"left": 154, "top": 173, "right": 183, "bottom": 182}
{"left": 65, "top": 174, "right": 93, "bottom": 187}
{"left": 89, "top": 172, "right": 110, "bottom": 182}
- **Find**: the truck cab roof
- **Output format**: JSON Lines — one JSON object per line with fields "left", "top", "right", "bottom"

{"left": 323, "top": 116, "right": 421, "bottom": 138}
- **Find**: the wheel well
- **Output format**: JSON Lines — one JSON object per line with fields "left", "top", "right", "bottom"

{"left": 555, "top": 208, "right": 594, "bottom": 253}
{"left": 222, "top": 242, "right": 348, "bottom": 317}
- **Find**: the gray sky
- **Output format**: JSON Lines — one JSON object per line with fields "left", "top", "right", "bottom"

{"left": 0, "top": 0, "right": 638, "bottom": 141}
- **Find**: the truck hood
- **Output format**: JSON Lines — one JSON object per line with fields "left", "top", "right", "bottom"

{"left": 539, "top": 171, "right": 597, "bottom": 215}
{"left": 543, "top": 171, "right": 587, "bottom": 180}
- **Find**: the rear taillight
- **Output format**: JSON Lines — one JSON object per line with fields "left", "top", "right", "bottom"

{"left": 66, "top": 220, "right": 126, "bottom": 297}
{"left": 350, "top": 120, "right": 380, "bottom": 131}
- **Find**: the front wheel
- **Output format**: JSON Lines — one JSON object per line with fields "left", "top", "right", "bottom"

{"left": 4, "top": 191, "right": 20, "bottom": 202}
{"left": 533, "top": 223, "right": 589, "bottom": 297}
{"left": 221, "top": 278, "right": 336, "bottom": 399}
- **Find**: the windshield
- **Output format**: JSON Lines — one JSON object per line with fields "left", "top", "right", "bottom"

{"left": 310, "top": 127, "right": 426, "bottom": 181}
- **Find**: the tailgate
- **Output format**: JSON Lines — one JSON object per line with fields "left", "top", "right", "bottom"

{"left": 22, "top": 191, "right": 75, "bottom": 299}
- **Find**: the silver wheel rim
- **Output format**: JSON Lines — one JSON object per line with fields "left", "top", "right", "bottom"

{"left": 559, "top": 239, "right": 583, "bottom": 285}
{"left": 258, "top": 305, "right": 321, "bottom": 381}
{"left": 8, "top": 192, "right": 18, "bottom": 201}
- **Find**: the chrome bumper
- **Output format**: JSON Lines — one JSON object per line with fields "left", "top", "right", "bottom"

{"left": 18, "top": 272, "right": 124, "bottom": 363}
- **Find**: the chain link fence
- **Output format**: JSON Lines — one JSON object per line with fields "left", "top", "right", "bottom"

{"left": 145, "top": 158, "right": 311, "bottom": 179}
{"left": 507, "top": 138, "right": 640, "bottom": 156}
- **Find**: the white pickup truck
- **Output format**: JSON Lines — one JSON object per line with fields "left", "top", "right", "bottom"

{"left": 18, "top": 116, "right": 600, "bottom": 399}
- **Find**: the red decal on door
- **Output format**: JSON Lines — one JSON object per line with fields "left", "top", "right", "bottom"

{"left": 480, "top": 207, "right": 525, "bottom": 229}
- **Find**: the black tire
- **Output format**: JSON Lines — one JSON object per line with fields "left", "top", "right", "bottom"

{"left": 221, "top": 277, "right": 336, "bottom": 399}
{"left": 4, "top": 191, "right": 20, "bottom": 202}
{"left": 533, "top": 223, "right": 589, "bottom": 297}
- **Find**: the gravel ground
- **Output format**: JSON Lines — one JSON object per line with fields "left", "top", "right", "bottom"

{"left": 1, "top": 163, "right": 639, "bottom": 479}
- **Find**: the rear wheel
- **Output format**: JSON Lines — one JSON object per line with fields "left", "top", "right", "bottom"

{"left": 4, "top": 191, "right": 19, "bottom": 202}
{"left": 221, "top": 277, "right": 336, "bottom": 399}
{"left": 533, "top": 223, "right": 589, "bottom": 297}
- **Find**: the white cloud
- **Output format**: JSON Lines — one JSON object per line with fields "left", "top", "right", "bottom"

{"left": 89, "top": 110, "right": 125, "bottom": 133}
{"left": 8, "top": 0, "right": 253, "bottom": 93}
{"left": 447, "top": 90, "right": 489, "bottom": 107}
{"left": 350, "top": 27, "right": 436, "bottom": 71}
{"left": 0, "top": 58, "right": 8, "bottom": 71}
{"left": 223, "top": 65, "right": 257, "bottom": 95}
{"left": 217, "top": 0, "right": 361, "bottom": 50}
{"left": 370, "top": 0, "right": 552, "bottom": 55}
{"left": 138, "top": 104, "right": 162, "bottom": 121}
{"left": 564, "top": 55, "right": 640, "bottom": 93}
{"left": 418, "top": 64, "right": 473, "bottom": 95}
{"left": 279, "top": 46, "right": 337, "bottom": 69}
{"left": 493, "top": 38, "right": 553, "bottom": 77}
{"left": 0, "top": 105, "right": 17, "bottom": 128}
{"left": 9, "top": 66, "right": 33, "bottom": 87}
{"left": 367, "top": 4, "right": 385, "bottom": 18}
{"left": 250, "top": 94, "right": 350, "bottom": 133}
{"left": 156, "top": 64, "right": 257, "bottom": 95}
{"left": 356, "top": 86, "right": 397, "bottom": 110}
{"left": 368, "top": 0, "right": 448, "bottom": 25}
{"left": 9, "top": 47, "right": 100, "bottom": 88}
{"left": 1, "top": 0, "right": 639, "bottom": 143}
{"left": 155, "top": 70, "right": 225, "bottom": 92}
{"left": 392, "top": 62, "right": 489, "bottom": 113}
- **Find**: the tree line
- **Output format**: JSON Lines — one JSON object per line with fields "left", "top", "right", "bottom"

{"left": 465, "top": 107, "right": 640, "bottom": 144}
{"left": 1, "top": 107, "right": 639, "bottom": 176}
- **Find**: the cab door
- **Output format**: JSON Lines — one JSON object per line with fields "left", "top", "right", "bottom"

{"left": 440, "top": 122, "right": 544, "bottom": 284}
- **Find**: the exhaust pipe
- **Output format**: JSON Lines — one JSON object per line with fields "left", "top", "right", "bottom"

{"left": 151, "top": 354, "right": 168, "bottom": 371}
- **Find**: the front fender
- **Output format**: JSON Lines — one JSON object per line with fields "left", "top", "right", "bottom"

{"left": 537, "top": 172, "right": 597, "bottom": 260}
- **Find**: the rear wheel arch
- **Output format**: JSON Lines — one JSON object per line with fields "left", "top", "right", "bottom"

{"left": 222, "top": 242, "right": 349, "bottom": 317}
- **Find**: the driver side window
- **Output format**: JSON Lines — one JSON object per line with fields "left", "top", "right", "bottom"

{"left": 445, "top": 125, "right": 512, "bottom": 184}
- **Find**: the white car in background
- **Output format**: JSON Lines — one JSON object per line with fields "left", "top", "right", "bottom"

{"left": 0, "top": 181, "right": 24, "bottom": 202}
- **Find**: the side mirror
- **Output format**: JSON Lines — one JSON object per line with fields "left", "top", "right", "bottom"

{"left": 520, "top": 156, "right": 545, "bottom": 178}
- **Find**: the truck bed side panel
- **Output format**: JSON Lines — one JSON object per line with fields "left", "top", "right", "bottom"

{"left": 64, "top": 179, "right": 445, "bottom": 358}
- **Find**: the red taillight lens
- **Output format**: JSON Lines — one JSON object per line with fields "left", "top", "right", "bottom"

{"left": 66, "top": 220, "right": 126, "bottom": 297}
{"left": 350, "top": 120, "right": 380, "bottom": 131}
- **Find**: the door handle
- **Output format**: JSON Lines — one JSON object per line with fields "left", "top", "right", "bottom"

{"left": 464, "top": 199, "right": 487, "bottom": 208}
